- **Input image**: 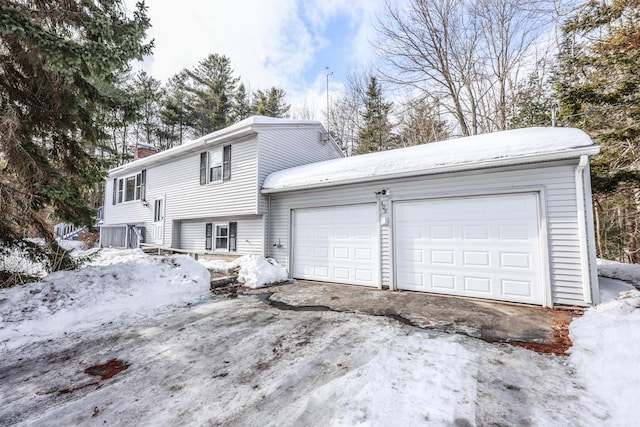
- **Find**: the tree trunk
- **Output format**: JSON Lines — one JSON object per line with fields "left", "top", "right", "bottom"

{"left": 594, "top": 197, "right": 603, "bottom": 258}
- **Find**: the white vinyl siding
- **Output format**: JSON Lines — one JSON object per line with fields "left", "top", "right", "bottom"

{"left": 257, "top": 127, "right": 344, "bottom": 215}
{"left": 267, "top": 160, "right": 589, "bottom": 307}
{"left": 104, "top": 121, "right": 342, "bottom": 251}
{"left": 380, "top": 223, "right": 391, "bottom": 287}
{"left": 105, "top": 137, "right": 258, "bottom": 246}
{"left": 178, "top": 216, "right": 263, "bottom": 255}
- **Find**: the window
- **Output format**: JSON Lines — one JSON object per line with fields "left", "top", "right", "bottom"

{"left": 112, "top": 178, "right": 117, "bottom": 205}
{"left": 199, "top": 145, "right": 231, "bottom": 185}
{"left": 114, "top": 169, "right": 146, "bottom": 204}
{"left": 209, "top": 150, "right": 222, "bottom": 182}
{"left": 125, "top": 175, "right": 136, "bottom": 201}
{"left": 153, "top": 199, "right": 163, "bottom": 222}
{"left": 215, "top": 224, "right": 228, "bottom": 250}
{"left": 205, "top": 222, "right": 236, "bottom": 252}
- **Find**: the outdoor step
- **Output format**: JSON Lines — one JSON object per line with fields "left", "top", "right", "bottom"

{"left": 210, "top": 274, "right": 238, "bottom": 289}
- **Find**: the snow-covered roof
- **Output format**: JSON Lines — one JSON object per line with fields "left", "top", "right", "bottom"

{"left": 110, "top": 116, "right": 325, "bottom": 176}
{"left": 262, "top": 127, "right": 599, "bottom": 193}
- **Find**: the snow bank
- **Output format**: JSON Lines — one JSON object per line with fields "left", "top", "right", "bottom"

{"left": 0, "top": 249, "right": 211, "bottom": 351}
{"left": 263, "top": 127, "right": 596, "bottom": 190}
{"left": 570, "top": 290, "right": 640, "bottom": 425}
{"left": 599, "top": 277, "right": 635, "bottom": 303}
{"left": 200, "top": 255, "right": 288, "bottom": 288}
{"left": 598, "top": 258, "right": 640, "bottom": 287}
{"left": 235, "top": 255, "right": 289, "bottom": 288}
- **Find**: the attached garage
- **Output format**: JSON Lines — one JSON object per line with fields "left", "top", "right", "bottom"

{"left": 292, "top": 204, "right": 378, "bottom": 287}
{"left": 263, "top": 127, "right": 601, "bottom": 308}
{"left": 394, "top": 193, "right": 544, "bottom": 305}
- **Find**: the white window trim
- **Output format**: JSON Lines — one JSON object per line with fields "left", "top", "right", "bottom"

{"left": 205, "top": 221, "right": 238, "bottom": 252}
{"left": 208, "top": 149, "right": 223, "bottom": 184}
{"left": 115, "top": 172, "right": 143, "bottom": 204}
{"left": 214, "top": 223, "right": 229, "bottom": 251}
{"left": 153, "top": 198, "right": 164, "bottom": 222}
{"left": 200, "top": 145, "right": 230, "bottom": 185}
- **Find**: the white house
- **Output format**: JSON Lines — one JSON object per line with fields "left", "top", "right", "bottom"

{"left": 103, "top": 118, "right": 600, "bottom": 308}
{"left": 101, "top": 116, "right": 343, "bottom": 255}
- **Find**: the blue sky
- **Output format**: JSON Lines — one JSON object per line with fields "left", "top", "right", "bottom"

{"left": 128, "top": 0, "right": 385, "bottom": 119}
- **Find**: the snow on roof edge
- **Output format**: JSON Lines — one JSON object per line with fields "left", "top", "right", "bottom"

{"left": 262, "top": 127, "right": 598, "bottom": 192}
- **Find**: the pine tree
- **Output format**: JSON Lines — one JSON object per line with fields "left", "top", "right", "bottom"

{"left": 251, "top": 87, "right": 291, "bottom": 118}
{"left": 133, "top": 70, "right": 164, "bottom": 147}
{"left": 357, "top": 77, "right": 393, "bottom": 154}
{"left": 181, "top": 54, "right": 240, "bottom": 135}
{"left": 508, "top": 65, "right": 553, "bottom": 129}
{"left": 0, "top": 0, "right": 151, "bottom": 280}
{"left": 555, "top": 0, "right": 640, "bottom": 261}
{"left": 158, "top": 72, "right": 193, "bottom": 148}
{"left": 230, "top": 83, "right": 252, "bottom": 123}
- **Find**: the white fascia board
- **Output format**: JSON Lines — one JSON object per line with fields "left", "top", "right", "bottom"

{"left": 261, "top": 145, "right": 601, "bottom": 194}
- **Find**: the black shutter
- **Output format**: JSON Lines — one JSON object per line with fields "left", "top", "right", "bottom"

{"left": 229, "top": 222, "right": 237, "bottom": 252}
{"left": 205, "top": 223, "right": 212, "bottom": 251}
{"left": 141, "top": 169, "right": 147, "bottom": 200}
{"left": 200, "top": 152, "right": 207, "bottom": 185}
{"left": 112, "top": 178, "right": 117, "bottom": 205}
{"left": 223, "top": 145, "right": 231, "bottom": 181}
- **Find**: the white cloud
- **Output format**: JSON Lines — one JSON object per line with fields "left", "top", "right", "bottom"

{"left": 127, "top": 0, "right": 384, "bottom": 121}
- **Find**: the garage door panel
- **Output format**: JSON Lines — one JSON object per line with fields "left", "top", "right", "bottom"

{"left": 395, "top": 193, "right": 543, "bottom": 305}
{"left": 502, "top": 279, "right": 534, "bottom": 298}
{"left": 430, "top": 225, "right": 454, "bottom": 239}
{"left": 293, "top": 205, "right": 378, "bottom": 287}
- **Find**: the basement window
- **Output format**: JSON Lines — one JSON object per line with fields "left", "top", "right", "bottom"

{"left": 205, "top": 221, "right": 237, "bottom": 252}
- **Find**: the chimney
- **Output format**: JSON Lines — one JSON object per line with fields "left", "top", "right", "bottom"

{"left": 134, "top": 144, "right": 158, "bottom": 160}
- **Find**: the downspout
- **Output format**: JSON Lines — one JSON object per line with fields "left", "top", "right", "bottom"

{"left": 575, "top": 155, "right": 593, "bottom": 304}
{"left": 266, "top": 193, "right": 271, "bottom": 257}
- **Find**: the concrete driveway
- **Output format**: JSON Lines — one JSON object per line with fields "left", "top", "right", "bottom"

{"left": 243, "top": 281, "right": 578, "bottom": 354}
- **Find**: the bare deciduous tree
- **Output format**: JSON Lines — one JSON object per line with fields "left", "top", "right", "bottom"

{"left": 328, "top": 69, "right": 372, "bottom": 155}
{"left": 376, "top": 0, "right": 551, "bottom": 136}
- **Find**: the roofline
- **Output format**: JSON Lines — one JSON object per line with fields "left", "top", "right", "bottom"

{"left": 108, "top": 118, "right": 326, "bottom": 177}
{"left": 261, "top": 145, "right": 600, "bottom": 194}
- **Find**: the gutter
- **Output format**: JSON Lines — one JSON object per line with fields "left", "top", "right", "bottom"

{"left": 261, "top": 145, "right": 601, "bottom": 194}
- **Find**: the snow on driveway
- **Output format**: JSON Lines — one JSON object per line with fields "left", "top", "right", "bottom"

{"left": 0, "top": 249, "right": 638, "bottom": 426}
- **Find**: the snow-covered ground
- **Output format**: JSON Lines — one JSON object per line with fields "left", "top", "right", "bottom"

{"left": 1, "top": 249, "right": 639, "bottom": 426}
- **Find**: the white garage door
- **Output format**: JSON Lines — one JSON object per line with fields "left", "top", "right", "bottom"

{"left": 292, "top": 204, "right": 378, "bottom": 287}
{"left": 394, "top": 193, "right": 544, "bottom": 305}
